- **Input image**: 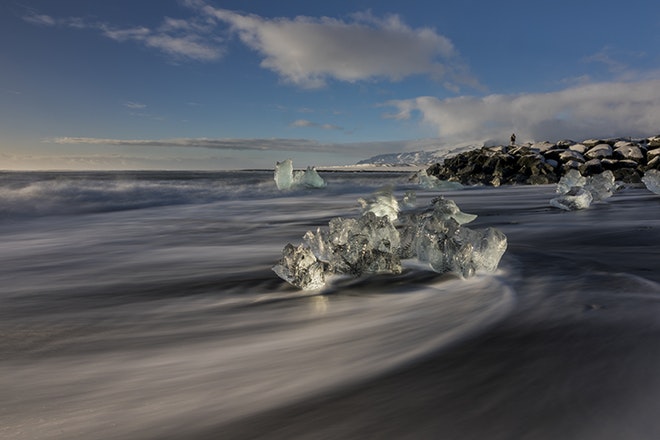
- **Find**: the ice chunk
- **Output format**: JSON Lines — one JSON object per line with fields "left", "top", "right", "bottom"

{"left": 274, "top": 160, "right": 326, "bottom": 190}
{"left": 274, "top": 159, "right": 295, "bottom": 190}
{"left": 358, "top": 188, "right": 400, "bottom": 221}
{"left": 413, "top": 169, "right": 464, "bottom": 190}
{"left": 550, "top": 186, "right": 593, "bottom": 211}
{"left": 272, "top": 243, "right": 327, "bottom": 290}
{"left": 556, "top": 169, "right": 587, "bottom": 194}
{"left": 586, "top": 170, "right": 616, "bottom": 201}
{"left": 274, "top": 194, "right": 507, "bottom": 289}
{"left": 410, "top": 211, "right": 506, "bottom": 278}
{"left": 642, "top": 169, "right": 660, "bottom": 195}
{"left": 304, "top": 212, "right": 401, "bottom": 276}
{"left": 402, "top": 191, "right": 417, "bottom": 208}
{"left": 297, "top": 166, "right": 326, "bottom": 188}
{"left": 430, "top": 197, "right": 477, "bottom": 224}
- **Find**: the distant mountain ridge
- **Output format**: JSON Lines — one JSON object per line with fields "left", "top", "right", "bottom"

{"left": 357, "top": 144, "right": 482, "bottom": 166}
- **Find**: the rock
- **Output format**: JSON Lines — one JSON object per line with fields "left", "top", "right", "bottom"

{"left": 530, "top": 141, "right": 556, "bottom": 152}
{"left": 583, "top": 139, "right": 604, "bottom": 148}
{"left": 648, "top": 136, "right": 660, "bottom": 148}
{"left": 614, "top": 145, "right": 644, "bottom": 161}
{"left": 647, "top": 156, "right": 660, "bottom": 170}
{"left": 556, "top": 139, "right": 576, "bottom": 147}
{"left": 568, "top": 143, "right": 588, "bottom": 154}
{"left": 559, "top": 150, "right": 585, "bottom": 162}
{"left": 647, "top": 148, "right": 660, "bottom": 160}
{"left": 579, "top": 159, "right": 604, "bottom": 175}
{"left": 585, "top": 144, "right": 613, "bottom": 159}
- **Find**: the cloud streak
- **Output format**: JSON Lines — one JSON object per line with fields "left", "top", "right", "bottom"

{"left": 290, "top": 119, "right": 342, "bottom": 130}
{"left": 386, "top": 79, "right": 660, "bottom": 144}
{"left": 22, "top": 10, "right": 223, "bottom": 62}
{"left": 48, "top": 136, "right": 440, "bottom": 158}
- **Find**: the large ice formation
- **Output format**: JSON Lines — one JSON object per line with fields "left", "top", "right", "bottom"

{"left": 550, "top": 169, "right": 616, "bottom": 210}
{"left": 642, "top": 169, "right": 660, "bottom": 195}
{"left": 274, "top": 159, "right": 326, "bottom": 190}
{"left": 273, "top": 194, "right": 507, "bottom": 290}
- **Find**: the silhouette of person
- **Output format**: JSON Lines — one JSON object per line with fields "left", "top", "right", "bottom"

{"left": 510, "top": 133, "right": 516, "bottom": 145}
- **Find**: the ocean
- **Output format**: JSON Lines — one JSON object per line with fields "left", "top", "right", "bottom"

{"left": 1, "top": 170, "right": 660, "bottom": 439}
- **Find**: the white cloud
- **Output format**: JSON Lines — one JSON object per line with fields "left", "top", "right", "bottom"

{"left": 22, "top": 12, "right": 56, "bottom": 26}
{"left": 290, "top": 119, "right": 342, "bottom": 130}
{"left": 385, "top": 79, "right": 660, "bottom": 144}
{"left": 198, "top": 5, "right": 476, "bottom": 89}
{"left": 124, "top": 101, "right": 147, "bottom": 109}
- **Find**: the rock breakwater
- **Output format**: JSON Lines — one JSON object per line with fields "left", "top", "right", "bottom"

{"left": 427, "top": 136, "right": 660, "bottom": 185}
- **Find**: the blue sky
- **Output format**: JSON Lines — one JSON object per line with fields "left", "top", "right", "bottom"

{"left": 2, "top": 0, "right": 660, "bottom": 170}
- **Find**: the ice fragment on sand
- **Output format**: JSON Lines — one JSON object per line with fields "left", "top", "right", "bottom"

{"left": 586, "top": 170, "right": 616, "bottom": 201}
{"left": 556, "top": 169, "right": 587, "bottom": 195}
{"left": 304, "top": 212, "right": 402, "bottom": 276}
{"left": 272, "top": 243, "right": 327, "bottom": 290}
{"left": 274, "top": 194, "right": 507, "bottom": 289}
{"left": 642, "top": 169, "right": 660, "bottom": 195}
{"left": 274, "top": 159, "right": 326, "bottom": 190}
{"left": 429, "top": 197, "right": 477, "bottom": 224}
{"left": 358, "top": 188, "right": 400, "bottom": 221}
{"left": 408, "top": 206, "right": 506, "bottom": 278}
{"left": 550, "top": 169, "right": 616, "bottom": 210}
{"left": 550, "top": 186, "right": 593, "bottom": 211}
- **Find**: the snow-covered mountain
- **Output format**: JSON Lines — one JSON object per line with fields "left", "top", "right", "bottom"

{"left": 356, "top": 143, "right": 482, "bottom": 166}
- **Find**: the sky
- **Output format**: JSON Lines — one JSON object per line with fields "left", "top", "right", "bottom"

{"left": 2, "top": 0, "right": 660, "bottom": 170}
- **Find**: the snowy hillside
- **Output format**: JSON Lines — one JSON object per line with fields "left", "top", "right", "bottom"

{"left": 356, "top": 143, "right": 482, "bottom": 166}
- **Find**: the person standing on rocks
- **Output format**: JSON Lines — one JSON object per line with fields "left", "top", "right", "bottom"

{"left": 510, "top": 133, "right": 516, "bottom": 146}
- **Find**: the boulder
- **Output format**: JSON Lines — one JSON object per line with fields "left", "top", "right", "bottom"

{"left": 568, "top": 143, "right": 588, "bottom": 154}
{"left": 585, "top": 143, "right": 613, "bottom": 159}
{"left": 579, "top": 159, "right": 604, "bottom": 175}
{"left": 614, "top": 145, "right": 644, "bottom": 161}
{"left": 559, "top": 150, "right": 585, "bottom": 162}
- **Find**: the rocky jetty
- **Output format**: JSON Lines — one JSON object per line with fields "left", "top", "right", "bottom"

{"left": 427, "top": 136, "right": 660, "bottom": 186}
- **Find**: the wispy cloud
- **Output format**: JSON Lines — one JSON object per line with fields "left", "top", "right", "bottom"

{"left": 385, "top": 79, "right": 660, "bottom": 144}
{"left": 194, "top": 5, "right": 478, "bottom": 90}
{"left": 22, "top": 9, "right": 223, "bottom": 62}
{"left": 124, "top": 101, "right": 147, "bottom": 109}
{"left": 290, "top": 119, "right": 342, "bottom": 130}
{"left": 47, "top": 136, "right": 435, "bottom": 157}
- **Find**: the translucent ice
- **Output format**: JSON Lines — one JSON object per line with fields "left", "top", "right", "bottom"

{"left": 274, "top": 159, "right": 326, "bottom": 190}
{"left": 428, "top": 197, "right": 477, "bottom": 224}
{"left": 556, "top": 169, "right": 587, "bottom": 194}
{"left": 274, "top": 194, "right": 507, "bottom": 289}
{"left": 274, "top": 159, "right": 295, "bottom": 190}
{"left": 272, "top": 243, "right": 327, "bottom": 290}
{"left": 550, "top": 186, "right": 594, "bottom": 211}
{"left": 406, "top": 207, "right": 506, "bottom": 278}
{"left": 413, "top": 169, "right": 464, "bottom": 190}
{"left": 642, "top": 169, "right": 660, "bottom": 195}
{"left": 586, "top": 170, "right": 616, "bottom": 201}
{"left": 551, "top": 169, "right": 616, "bottom": 210}
{"left": 304, "top": 212, "right": 402, "bottom": 276}
{"left": 358, "top": 188, "right": 400, "bottom": 221}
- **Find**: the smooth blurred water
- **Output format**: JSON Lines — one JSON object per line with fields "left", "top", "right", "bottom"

{"left": 1, "top": 171, "right": 660, "bottom": 439}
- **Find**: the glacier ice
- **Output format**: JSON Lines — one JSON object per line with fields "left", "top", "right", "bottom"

{"left": 556, "top": 169, "right": 586, "bottom": 195}
{"left": 272, "top": 243, "right": 327, "bottom": 290}
{"left": 585, "top": 170, "right": 616, "bottom": 201}
{"left": 358, "top": 188, "right": 400, "bottom": 221}
{"left": 550, "top": 186, "right": 594, "bottom": 211}
{"left": 413, "top": 169, "right": 464, "bottom": 190}
{"left": 274, "top": 193, "right": 507, "bottom": 290}
{"left": 642, "top": 169, "right": 660, "bottom": 195}
{"left": 550, "top": 169, "right": 616, "bottom": 210}
{"left": 274, "top": 159, "right": 326, "bottom": 190}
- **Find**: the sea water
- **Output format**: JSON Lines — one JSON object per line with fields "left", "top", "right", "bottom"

{"left": 1, "top": 170, "right": 660, "bottom": 439}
